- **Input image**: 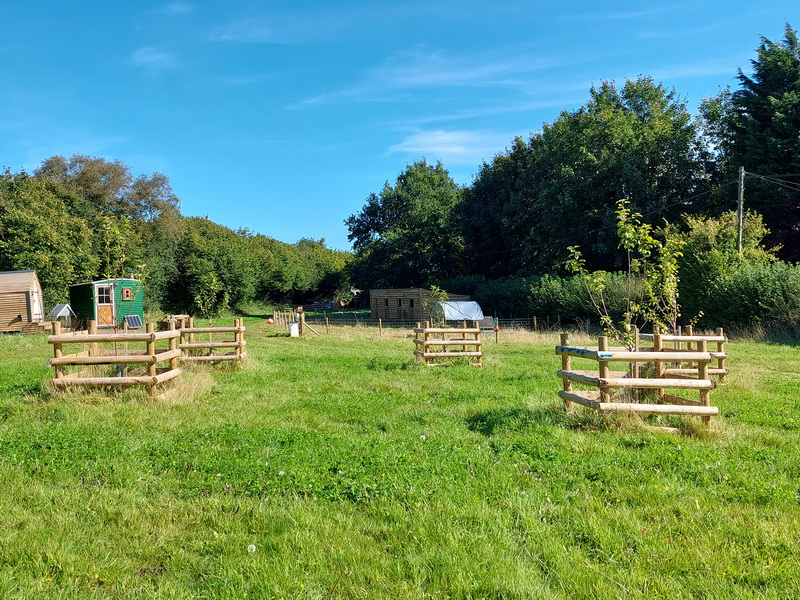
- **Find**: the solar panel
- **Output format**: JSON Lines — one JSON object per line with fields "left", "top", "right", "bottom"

{"left": 125, "top": 314, "right": 143, "bottom": 329}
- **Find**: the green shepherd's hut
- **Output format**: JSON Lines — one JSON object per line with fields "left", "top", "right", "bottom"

{"left": 69, "top": 278, "right": 144, "bottom": 328}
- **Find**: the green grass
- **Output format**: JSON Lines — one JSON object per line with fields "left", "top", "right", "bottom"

{"left": 0, "top": 322, "right": 798, "bottom": 598}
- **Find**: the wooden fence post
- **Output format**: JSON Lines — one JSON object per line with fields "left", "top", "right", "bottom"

{"left": 146, "top": 323, "right": 156, "bottom": 379}
{"left": 561, "top": 333, "right": 572, "bottom": 410}
{"left": 654, "top": 332, "right": 664, "bottom": 402}
{"left": 717, "top": 327, "right": 727, "bottom": 382}
{"left": 598, "top": 336, "right": 609, "bottom": 403}
{"left": 53, "top": 321, "right": 64, "bottom": 381}
{"left": 88, "top": 320, "right": 98, "bottom": 357}
{"left": 699, "top": 339, "right": 711, "bottom": 425}
{"left": 169, "top": 320, "right": 178, "bottom": 371}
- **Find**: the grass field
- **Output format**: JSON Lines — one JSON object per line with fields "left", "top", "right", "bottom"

{"left": 0, "top": 320, "right": 798, "bottom": 599}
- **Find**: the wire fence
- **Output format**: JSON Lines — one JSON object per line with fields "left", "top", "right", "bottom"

{"left": 300, "top": 312, "right": 582, "bottom": 332}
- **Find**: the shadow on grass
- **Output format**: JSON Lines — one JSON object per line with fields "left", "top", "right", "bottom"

{"left": 466, "top": 403, "right": 570, "bottom": 436}
{"left": 465, "top": 402, "right": 716, "bottom": 439}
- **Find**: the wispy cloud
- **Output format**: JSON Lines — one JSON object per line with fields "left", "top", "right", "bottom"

{"left": 131, "top": 46, "right": 178, "bottom": 69}
{"left": 386, "top": 129, "right": 516, "bottom": 166}
{"left": 211, "top": 11, "right": 352, "bottom": 44}
{"left": 293, "top": 47, "right": 555, "bottom": 108}
{"left": 150, "top": 2, "right": 195, "bottom": 16}
{"left": 650, "top": 59, "right": 743, "bottom": 81}
{"left": 561, "top": 3, "right": 694, "bottom": 21}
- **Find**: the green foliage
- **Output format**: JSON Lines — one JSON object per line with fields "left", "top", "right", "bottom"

{"left": 724, "top": 23, "right": 800, "bottom": 259}
{"left": 567, "top": 200, "right": 684, "bottom": 345}
{"left": 666, "top": 211, "right": 778, "bottom": 322}
{"left": 0, "top": 324, "right": 799, "bottom": 597}
{"left": 461, "top": 77, "right": 706, "bottom": 275}
{"left": 0, "top": 170, "right": 98, "bottom": 305}
{"left": 346, "top": 159, "right": 463, "bottom": 288}
{"left": 703, "top": 261, "right": 800, "bottom": 329}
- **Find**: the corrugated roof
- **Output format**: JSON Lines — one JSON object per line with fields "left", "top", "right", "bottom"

{"left": 0, "top": 270, "right": 38, "bottom": 294}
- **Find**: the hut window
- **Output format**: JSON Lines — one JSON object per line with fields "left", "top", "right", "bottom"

{"left": 410, "top": 299, "right": 415, "bottom": 308}
{"left": 122, "top": 287, "right": 133, "bottom": 301}
{"left": 384, "top": 299, "right": 389, "bottom": 307}
{"left": 398, "top": 299, "right": 402, "bottom": 308}
{"left": 97, "top": 286, "right": 112, "bottom": 305}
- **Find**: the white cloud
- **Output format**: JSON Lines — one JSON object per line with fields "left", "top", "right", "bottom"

{"left": 386, "top": 129, "right": 516, "bottom": 166}
{"left": 131, "top": 46, "right": 178, "bottom": 69}
{"left": 211, "top": 12, "right": 351, "bottom": 44}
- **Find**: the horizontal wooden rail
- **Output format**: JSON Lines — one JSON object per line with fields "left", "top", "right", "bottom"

{"left": 557, "top": 369, "right": 715, "bottom": 390}
{"left": 556, "top": 346, "right": 714, "bottom": 362}
{"left": 558, "top": 390, "right": 719, "bottom": 416}
{"left": 179, "top": 326, "right": 246, "bottom": 334}
{"left": 179, "top": 341, "right": 246, "bottom": 350}
{"left": 52, "top": 368, "right": 182, "bottom": 388}
{"left": 49, "top": 349, "right": 182, "bottom": 366}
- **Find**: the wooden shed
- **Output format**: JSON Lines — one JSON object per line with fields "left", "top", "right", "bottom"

{"left": 0, "top": 270, "right": 46, "bottom": 333}
{"left": 69, "top": 278, "right": 144, "bottom": 328}
{"left": 369, "top": 288, "right": 470, "bottom": 322}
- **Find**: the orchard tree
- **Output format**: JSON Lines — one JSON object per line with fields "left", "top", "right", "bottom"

{"left": 345, "top": 159, "right": 463, "bottom": 288}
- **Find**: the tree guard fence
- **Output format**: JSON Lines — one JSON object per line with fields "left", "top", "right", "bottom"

{"left": 48, "top": 320, "right": 181, "bottom": 392}
{"left": 556, "top": 333, "right": 719, "bottom": 427}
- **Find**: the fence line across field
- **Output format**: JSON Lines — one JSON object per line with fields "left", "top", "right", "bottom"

{"left": 276, "top": 311, "right": 571, "bottom": 332}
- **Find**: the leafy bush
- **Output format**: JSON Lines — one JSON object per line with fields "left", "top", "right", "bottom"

{"left": 703, "top": 262, "right": 800, "bottom": 327}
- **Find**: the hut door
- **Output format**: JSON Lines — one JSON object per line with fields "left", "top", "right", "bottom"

{"left": 96, "top": 285, "right": 115, "bottom": 327}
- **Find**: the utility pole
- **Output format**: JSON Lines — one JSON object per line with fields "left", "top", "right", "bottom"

{"left": 737, "top": 166, "right": 745, "bottom": 255}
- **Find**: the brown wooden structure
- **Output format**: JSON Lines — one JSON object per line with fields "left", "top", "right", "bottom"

{"left": 556, "top": 333, "right": 719, "bottom": 427}
{"left": 0, "top": 270, "right": 46, "bottom": 333}
{"left": 179, "top": 318, "right": 247, "bottom": 362}
{"left": 638, "top": 326, "right": 728, "bottom": 381}
{"left": 48, "top": 320, "right": 181, "bottom": 392}
{"left": 370, "top": 288, "right": 470, "bottom": 322}
{"left": 414, "top": 323, "right": 483, "bottom": 367}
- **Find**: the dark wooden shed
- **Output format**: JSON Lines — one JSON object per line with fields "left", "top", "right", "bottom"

{"left": 369, "top": 288, "right": 470, "bottom": 322}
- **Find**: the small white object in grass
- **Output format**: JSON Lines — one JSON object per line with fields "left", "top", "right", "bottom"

{"left": 278, "top": 470, "right": 285, "bottom": 476}
{"left": 420, "top": 435, "right": 426, "bottom": 441}
{"left": 247, "top": 544, "right": 256, "bottom": 553}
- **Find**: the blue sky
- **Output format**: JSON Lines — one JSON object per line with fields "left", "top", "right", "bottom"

{"left": 2, "top": 1, "right": 797, "bottom": 250}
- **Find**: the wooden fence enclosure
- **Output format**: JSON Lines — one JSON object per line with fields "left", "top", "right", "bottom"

{"left": 556, "top": 333, "right": 719, "bottom": 427}
{"left": 48, "top": 320, "right": 181, "bottom": 392}
{"left": 638, "top": 326, "right": 728, "bottom": 381}
{"left": 414, "top": 323, "right": 483, "bottom": 367}
{"left": 179, "top": 318, "right": 247, "bottom": 362}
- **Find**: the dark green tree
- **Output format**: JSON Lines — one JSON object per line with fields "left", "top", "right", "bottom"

{"left": 345, "top": 159, "right": 463, "bottom": 288}
{"left": 461, "top": 77, "right": 707, "bottom": 274}
{"left": 727, "top": 23, "right": 800, "bottom": 259}
{"left": 170, "top": 218, "right": 255, "bottom": 313}
{"left": 0, "top": 170, "right": 98, "bottom": 305}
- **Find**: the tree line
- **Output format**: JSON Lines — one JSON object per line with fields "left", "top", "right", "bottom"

{"left": 0, "top": 155, "right": 351, "bottom": 315}
{"left": 346, "top": 24, "right": 800, "bottom": 331}
{"left": 1, "top": 24, "right": 798, "bottom": 329}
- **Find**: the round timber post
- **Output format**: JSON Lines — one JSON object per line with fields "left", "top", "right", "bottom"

{"left": 53, "top": 321, "right": 64, "bottom": 381}
{"left": 168, "top": 320, "right": 178, "bottom": 370}
{"left": 598, "top": 335, "right": 610, "bottom": 404}
{"left": 560, "top": 333, "right": 572, "bottom": 410}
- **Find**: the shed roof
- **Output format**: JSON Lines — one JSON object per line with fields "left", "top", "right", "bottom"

{"left": 48, "top": 303, "right": 77, "bottom": 319}
{"left": 0, "top": 270, "right": 40, "bottom": 294}
{"left": 430, "top": 301, "right": 485, "bottom": 322}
